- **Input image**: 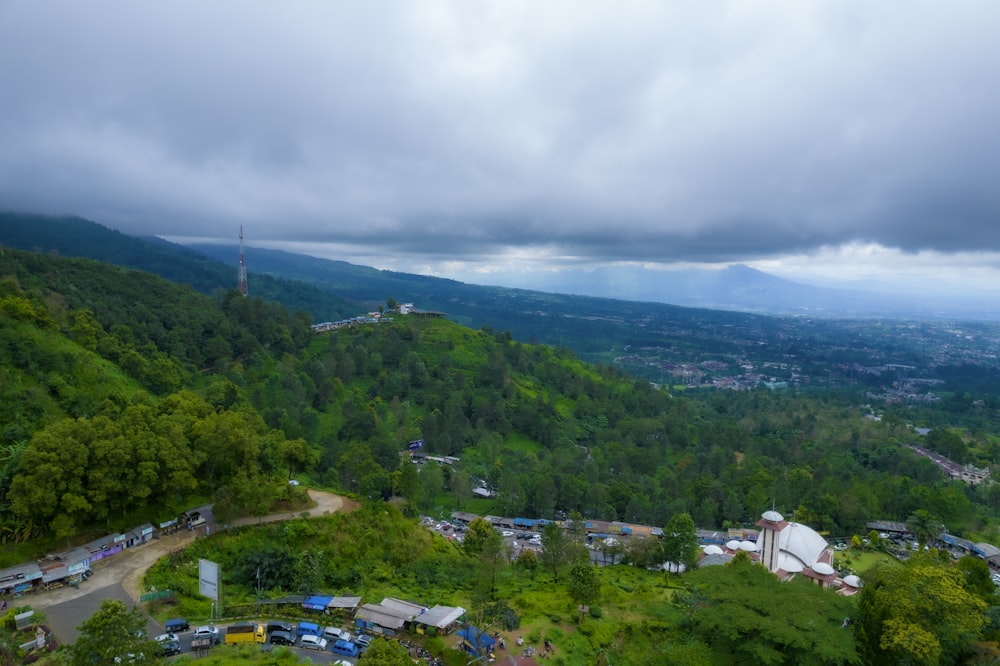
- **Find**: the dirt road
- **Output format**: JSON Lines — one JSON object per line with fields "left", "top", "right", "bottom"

{"left": 26, "top": 489, "right": 354, "bottom": 635}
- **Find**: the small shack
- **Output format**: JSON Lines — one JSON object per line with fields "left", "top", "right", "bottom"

{"left": 412, "top": 605, "right": 466, "bottom": 636}
{"left": 354, "top": 597, "right": 428, "bottom": 637}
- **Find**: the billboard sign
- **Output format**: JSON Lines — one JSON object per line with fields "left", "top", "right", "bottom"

{"left": 199, "top": 559, "right": 219, "bottom": 601}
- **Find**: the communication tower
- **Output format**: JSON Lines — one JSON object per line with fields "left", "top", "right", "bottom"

{"left": 238, "top": 226, "right": 249, "bottom": 296}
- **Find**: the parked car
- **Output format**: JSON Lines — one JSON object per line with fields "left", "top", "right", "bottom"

{"left": 155, "top": 637, "right": 182, "bottom": 657}
{"left": 355, "top": 634, "right": 372, "bottom": 648}
{"left": 165, "top": 618, "right": 189, "bottom": 633}
{"left": 331, "top": 639, "right": 359, "bottom": 657}
{"left": 193, "top": 625, "right": 220, "bottom": 645}
{"left": 323, "top": 626, "right": 351, "bottom": 642}
{"left": 267, "top": 621, "right": 294, "bottom": 634}
{"left": 299, "top": 634, "right": 328, "bottom": 651}
{"left": 295, "top": 621, "right": 321, "bottom": 637}
{"left": 269, "top": 630, "right": 295, "bottom": 646}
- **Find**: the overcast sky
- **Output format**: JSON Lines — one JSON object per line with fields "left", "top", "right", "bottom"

{"left": 2, "top": 1, "right": 1000, "bottom": 296}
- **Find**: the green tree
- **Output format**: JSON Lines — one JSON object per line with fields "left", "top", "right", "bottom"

{"left": 72, "top": 599, "right": 153, "bottom": 666}
{"left": 418, "top": 461, "right": 444, "bottom": 511}
{"left": 293, "top": 549, "right": 327, "bottom": 595}
{"left": 567, "top": 562, "right": 601, "bottom": 607}
{"left": 449, "top": 467, "right": 473, "bottom": 509}
{"left": 626, "top": 535, "right": 663, "bottom": 569}
{"left": 278, "top": 437, "right": 318, "bottom": 480}
{"left": 359, "top": 635, "right": 412, "bottom": 665}
{"left": 395, "top": 461, "right": 419, "bottom": 502}
{"left": 855, "top": 557, "right": 987, "bottom": 665}
{"left": 662, "top": 512, "right": 699, "bottom": 574}
{"left": 540, "top": 522, "right": 582, "bottom": 582}
{"left": 955, "top": 555, "right": 996, "bottom": 603}
{"left": 686, "top": 556, "right": 859, "bottom": 665}
{"left": 906, "top": 509, "right": 944, "bottom": 550}
{"left": 475, "top": 525, "right": 509, "bottom": 600}
{"left": 463, "top": 518, "right": 498, "bottom": 557}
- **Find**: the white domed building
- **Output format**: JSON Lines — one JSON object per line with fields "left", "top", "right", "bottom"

{"left": 755, "top": 510, "right": 838, "bottom": 587}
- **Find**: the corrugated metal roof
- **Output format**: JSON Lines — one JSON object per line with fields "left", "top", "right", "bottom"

{"left": 415, "top": 605, "right": 465, "bottom": 628}
{"left": 355, "top": 605, "right": 408, "bottom": 630}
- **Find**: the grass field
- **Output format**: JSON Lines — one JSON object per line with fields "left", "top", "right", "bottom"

{"left": 835, "top": 547, "right": 899, "bottom": 575}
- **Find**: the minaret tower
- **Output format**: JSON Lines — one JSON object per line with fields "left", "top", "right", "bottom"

{"left": 756, "top": 510, "right": 788, "bottom": 573}
{"left": 238, "top": 226, "right": 248, "bottom": 296}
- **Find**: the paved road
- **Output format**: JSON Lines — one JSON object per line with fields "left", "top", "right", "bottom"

{"left": 24, "top": 490, "right": 352, "bottom": 646}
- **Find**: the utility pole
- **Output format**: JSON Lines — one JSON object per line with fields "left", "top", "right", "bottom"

{"left": 238, "top": 225, "right": 249, "bottom": 296}
{"left": 256, "top": 567, "right": 263, "bottom": 616}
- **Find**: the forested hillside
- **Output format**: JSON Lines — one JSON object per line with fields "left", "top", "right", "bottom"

{"left": 6, "top": 246, "right": 1000, "bottom": 664}
{"left": 8, "top": 213, "right": 1000, "bottom": 392}
{"left": 3, "top": 245, "right": 1000, "bottom": 553}
{"left": 0, "top": 247, "right": 319, "bottom": 547}
{"left": 0, "top": 212, "right": 359, "bottom": 322}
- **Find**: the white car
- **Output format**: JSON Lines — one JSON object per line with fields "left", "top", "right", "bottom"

{"left": 300, "top": 634, "right": 328, "bottom": 651}
{"left": 193, "top": 625, "right": 220, "bottom": 644}
{"left": 323, "top": 626, "right": 351, "bottom": 642}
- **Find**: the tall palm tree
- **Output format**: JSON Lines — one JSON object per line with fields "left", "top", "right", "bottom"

{"left": 906, "top": 509, "right": 943, "bottom": 550}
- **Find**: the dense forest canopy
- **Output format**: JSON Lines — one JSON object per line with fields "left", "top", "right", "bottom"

{"left": 3, "top": 246, "right": 1000, "bottom": 551}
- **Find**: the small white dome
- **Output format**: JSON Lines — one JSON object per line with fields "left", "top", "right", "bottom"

{"left": 703, "top": 545, "right": 724, "bottom": 555}
{"left": 843, "top": 574, "right": 861, "bottom": 588}
{"left": 726, "top": 539, "right": 741, "bottom": 551}
{"left": 762, "top": 510, "right": 784, "bottom": 522}
{"left": 782, "top": 559, "right": 804, "bottom": 573}
{"left": 739, "top": 540, "right": 758, "bottom": 552}
{"left": 812, "top": 562, "right": 835, "bottom": 576}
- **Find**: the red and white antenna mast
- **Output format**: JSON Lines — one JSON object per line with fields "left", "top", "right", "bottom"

{"left": 238, "top": 225, "right": 249, "bottom": 296}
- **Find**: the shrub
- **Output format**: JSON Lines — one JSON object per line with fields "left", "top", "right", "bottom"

{"left": 589, "top": 606, "right": 602, "bottom": 619}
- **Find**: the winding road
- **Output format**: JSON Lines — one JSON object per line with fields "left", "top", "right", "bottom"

{"left": 25, "top": 489, "right": 355, "bottom": 645}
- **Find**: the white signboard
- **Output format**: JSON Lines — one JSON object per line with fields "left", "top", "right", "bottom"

{"left": 198, "top": 559, "right": 219, "bottom": 601}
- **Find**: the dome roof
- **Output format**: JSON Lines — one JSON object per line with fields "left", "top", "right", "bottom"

{"left": 738, "top": 540, "right": 758, "bottom": 551}
{"left": 703, "top": 545, "right": 724, "bottom": 555}
{"left": 776, "top": 522, "right": 829, "bottom": 569}
{"left": 812, "top": 562, "right": 835, "bottom": 576}
{"left": 726, "top": 539, "right": 741, "bottom": 551}
{"left": 843, "top": 574, "right": 861, "bottom": 588}
{"left": 761, "top": 510, "right": 784, "bottom": 522}
{"left": 781, "top": 557, "right": 804, "bottom": 573}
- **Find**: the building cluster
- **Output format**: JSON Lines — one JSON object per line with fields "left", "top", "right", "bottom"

{"left": 449, "top": 511, "right": 664, "bottom": 540}
{"left": 0, "top": 521, "right": 157, "bottom": 597}
{"left": 290, "top": 594, "right": 466, "bottom": 639}
{"left": 311, "top": 302, "right": 446, "bottom": 334}
{"left": 311, "top": 315, "right": 391, "bottom": 333}
{"left": 906, "top": 444, "right": 992, "bottom": 485}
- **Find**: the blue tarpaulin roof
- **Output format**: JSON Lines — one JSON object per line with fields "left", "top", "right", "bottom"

{"left": 457, "top": 627, "right": 495, "bottom": 653}
{"left": 303, "top": 595, "right": 334, "bottom": 610}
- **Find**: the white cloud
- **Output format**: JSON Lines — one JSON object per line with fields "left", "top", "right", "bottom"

{"left": 3, "top": 1, "right": 1000, "bottom": 297}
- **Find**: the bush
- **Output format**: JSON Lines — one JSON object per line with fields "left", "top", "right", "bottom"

{"left": 589, "top": 606, "right": 602, "bottom": 619}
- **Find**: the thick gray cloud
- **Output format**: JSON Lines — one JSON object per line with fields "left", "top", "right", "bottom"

{"left": 2, "top": 1, "right": 1000, "bottom": 279}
